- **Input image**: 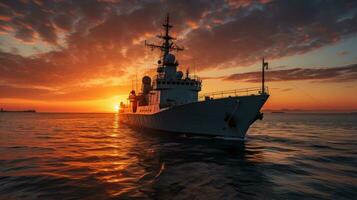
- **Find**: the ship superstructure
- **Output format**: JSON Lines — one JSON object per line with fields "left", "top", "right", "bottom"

{"left": 119, "top": 14, "right": 269, "bottom": 139}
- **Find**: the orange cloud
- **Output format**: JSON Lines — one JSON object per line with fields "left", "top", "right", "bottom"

{"left": 225, "top": 64, "right": 357, "bottom": 83}
{"left": 0, "top": 0, "right": 357, "bottom": 112}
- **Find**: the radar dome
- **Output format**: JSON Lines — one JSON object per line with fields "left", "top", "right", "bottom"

{"left": 142, "top": 76, "right": 151, "bottom": 84}
{"left": 176, "top": 71, "right": 183, "bottom": 79}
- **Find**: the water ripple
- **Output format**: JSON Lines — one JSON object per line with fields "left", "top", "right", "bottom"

{"left": 0, "top": 113, "right": 356, "bottom": 199}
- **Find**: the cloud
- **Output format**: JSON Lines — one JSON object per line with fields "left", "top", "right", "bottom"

{"left": 280, "top": 88, "right": 292, "bottom": 92}
{"left": 337, "top": 51, "right": 349, "bottom": 56}
{"left": 0, "top": 0, "right": 215, "bottom": 87}
{"left": 182, "top": 0, "right": 357, "bottom": 69}
{"left": 0, "top": 0, "right": 357, "bottom": 102}
{"left": 0, "top": 50, "right": 127, "bottom": 88}
{"left": 0, "top": 84, "right": 130, "bottom": 101}
{"left": 224, "top": 63, "right": 357, "bottom": 82}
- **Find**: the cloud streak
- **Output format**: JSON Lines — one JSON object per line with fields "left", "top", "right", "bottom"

{"left": 224, "top": 64, "right": 357, "bottom": 82}
{"left": 0, "top": 83, "right": 130, "bottom": 101}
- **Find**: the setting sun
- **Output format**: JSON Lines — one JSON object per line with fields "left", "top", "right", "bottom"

{"left": 114, "top": 104, "right": 120, "bottom": 112}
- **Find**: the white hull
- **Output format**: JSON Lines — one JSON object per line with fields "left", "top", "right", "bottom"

{"left": 119, "top": 94, "right": 269, "bottom": 138}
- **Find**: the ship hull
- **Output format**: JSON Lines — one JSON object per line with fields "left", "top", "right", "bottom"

{"left": 119, "top": 94, "right": 269, "bottom": 138}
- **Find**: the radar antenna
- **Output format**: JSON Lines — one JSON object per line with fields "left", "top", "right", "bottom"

{"left": 144, "top": 13, "right": 184, "bottom": 62}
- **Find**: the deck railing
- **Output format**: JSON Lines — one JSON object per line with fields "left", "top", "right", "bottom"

{"left": 154, "top": 74, "right": 202, "bottom": 82}
{"left": 198, "top": 86, "right": 268, "bottom": 101}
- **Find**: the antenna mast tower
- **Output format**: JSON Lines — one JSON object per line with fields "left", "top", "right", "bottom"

{"left": 145, "top": 14, "right": 184, "bottom": 64}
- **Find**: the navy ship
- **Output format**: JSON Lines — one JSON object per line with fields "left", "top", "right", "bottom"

{"left": 119, "top": 15, "right": 269, "bottom": 139}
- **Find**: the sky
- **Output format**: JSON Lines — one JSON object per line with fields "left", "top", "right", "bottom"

{"left": 0, "top": 0, "right": 357, "bottom": 112}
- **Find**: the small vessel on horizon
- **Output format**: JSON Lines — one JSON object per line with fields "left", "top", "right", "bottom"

{"left": 119, "top": 14, "right": 269, "bottom": 139}
{"left": 0, "top": 108, "right": 36, "bottom": 113}
{"left": 271, "top": 111, "right": 285, "bottom": 114}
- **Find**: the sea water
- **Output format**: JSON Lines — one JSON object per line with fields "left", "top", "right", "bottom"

{"left": 0, "top": 113, "right": 356, "bottom": 199}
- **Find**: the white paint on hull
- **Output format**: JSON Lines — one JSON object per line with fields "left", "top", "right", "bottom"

{"left": 119, "top": 94, "right": 269, "bottom": 138}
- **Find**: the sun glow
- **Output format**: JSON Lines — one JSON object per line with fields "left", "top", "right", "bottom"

{"left": 114, "top": 104, "right": 120, "bottom": 112}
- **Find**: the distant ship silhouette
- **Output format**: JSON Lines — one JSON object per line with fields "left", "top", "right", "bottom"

{"left": 0, "top": 108, "right": 36, "bottom": 113}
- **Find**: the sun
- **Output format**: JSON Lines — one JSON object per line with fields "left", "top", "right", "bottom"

{"left": 114, "top": 104, "right": 120, "bottom": 112}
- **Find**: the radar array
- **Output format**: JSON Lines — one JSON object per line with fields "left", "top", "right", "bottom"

{"left": 145, "top": 14, "right": 184, "bottom": 60}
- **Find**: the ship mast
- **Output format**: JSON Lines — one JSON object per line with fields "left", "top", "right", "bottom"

{"left": 262, "top": 58, "right": 268, "bottom": 94}
{"left": 145, "top": 14, "right": 184, "bottom": 64}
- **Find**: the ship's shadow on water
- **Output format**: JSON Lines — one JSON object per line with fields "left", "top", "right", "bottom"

{"left": 123, "top": 126, "right": 274, "bottom": 200}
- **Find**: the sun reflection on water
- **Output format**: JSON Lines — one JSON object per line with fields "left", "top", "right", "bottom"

{"left": 1, "top": 113, "right": 356, "bottom": 199}
{"left": 0, "top": 113, "right": 155, "bottom": 198}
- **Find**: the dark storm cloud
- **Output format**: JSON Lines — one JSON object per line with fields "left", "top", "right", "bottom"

{"left": 224, "top": 64, "right": 357, "bottom": 82}
{"left": 0, "top": 0, "right": 357, "bottom": 100}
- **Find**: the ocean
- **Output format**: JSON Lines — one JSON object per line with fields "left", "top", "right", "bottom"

{"left": 0, "top": 113, "right": 356, "bottom": 200}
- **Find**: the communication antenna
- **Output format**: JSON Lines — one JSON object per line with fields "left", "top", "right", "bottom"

{"left": 193, "top": 55, "right": 196, "bottom": 77}
{"left": 262, "top": 57, "right": 269, "bottom": 94}
{"left": 135, "top": 70, "right": 138, "bottom": 92}
{"left": 131, "top": 79, "right": 134, "bottom": 91}
{"left": 144, "top": 13, "right": 184, "bottom": 64}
